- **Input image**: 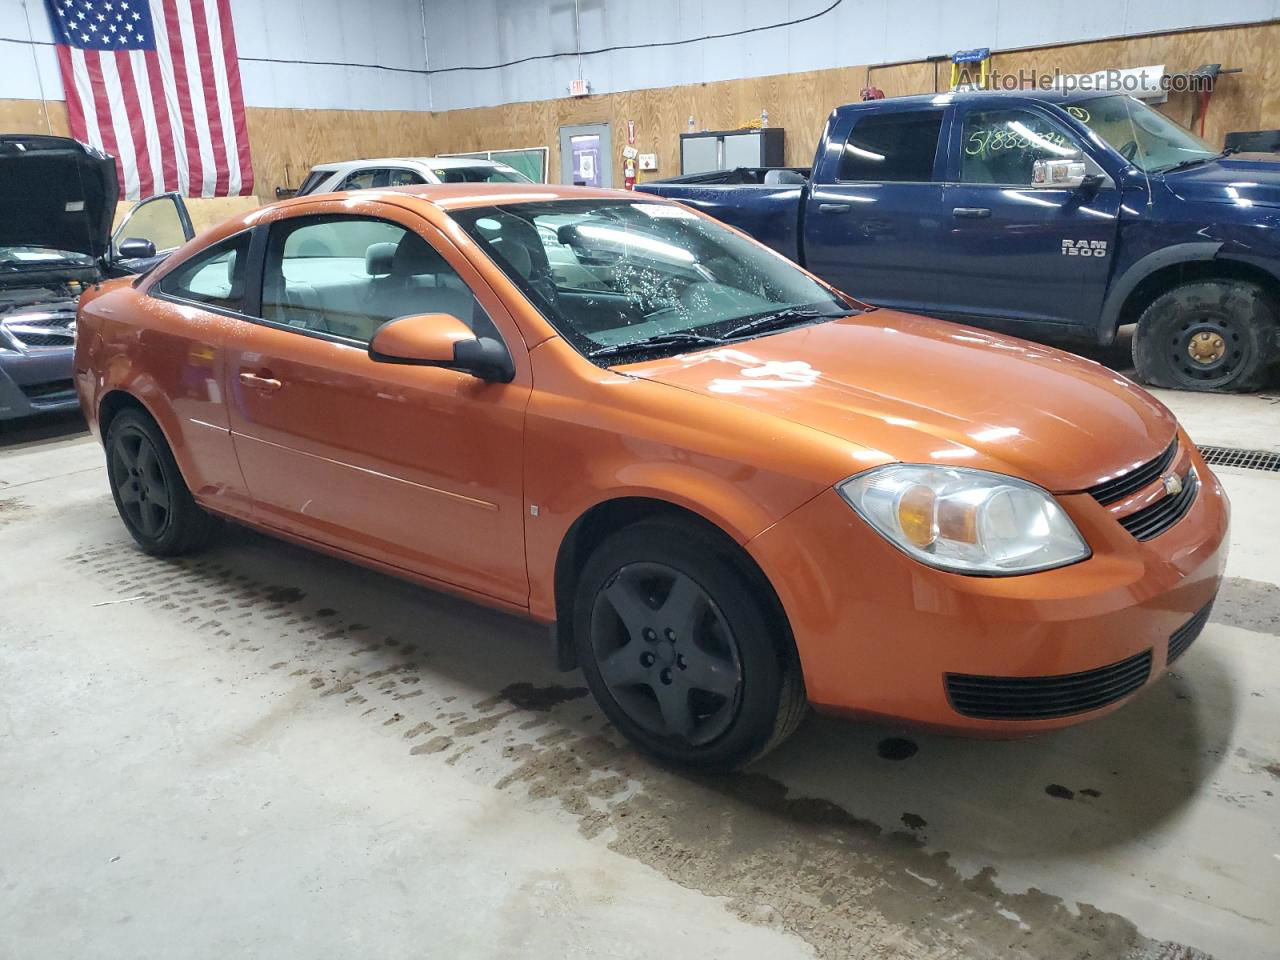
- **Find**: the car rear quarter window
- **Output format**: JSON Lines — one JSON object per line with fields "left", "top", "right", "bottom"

{"left": 156, "top": 232, "right": 252, "bottom": 313}
{"left": 837, "top": 110, "right": 944, "bottom": 182}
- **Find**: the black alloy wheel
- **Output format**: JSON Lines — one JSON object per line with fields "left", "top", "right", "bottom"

{"left": 110, "top": 425, "right": 173, "bottom": 541}
{"left": 589, "top": 561, "right": 743, "bottom": 745}
{"left": 574, "top": 519, "right": 807, "bottom": 770}
{"left": 105, "top": 408, "right": 216, "bottom": 556}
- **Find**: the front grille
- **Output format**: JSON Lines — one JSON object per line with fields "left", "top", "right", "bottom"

{"left": 1086, "top": 439, "right": 1178, "bottom": 505}
{"left": 1118, "top": 468, "right": 1199, "bottom": 541}
{"left": 3, "top": 312, "right": 76, "bottom": 348}
{"left": 946, "top": 649, "right": 1152, "bottom": 720}
{"left": 1168, "top": 601, "right": 1213, "bottom": 664}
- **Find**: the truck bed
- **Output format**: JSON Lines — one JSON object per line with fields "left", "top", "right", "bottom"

{"left": 636, "top": 168, "right": 809, "bottom": 261}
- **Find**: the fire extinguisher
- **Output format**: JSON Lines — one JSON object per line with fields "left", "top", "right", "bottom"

{"left": 623, "top": 156, "right": 637, "bottom": 190}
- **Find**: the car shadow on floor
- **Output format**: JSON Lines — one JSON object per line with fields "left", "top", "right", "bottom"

{"left": 0, "top": 411, "right": 88, "bottom": 450}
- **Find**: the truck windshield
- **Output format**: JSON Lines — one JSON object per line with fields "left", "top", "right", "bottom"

{"left": 1069, "top": 96, "right": 1217, "bottom": 173}
{"left": 453, "top": 199, "right": 855, "bottom": 361}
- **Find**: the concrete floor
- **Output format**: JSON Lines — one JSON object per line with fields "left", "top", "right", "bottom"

{"left": 1, "top": 388, "right": 1277, "bottom": 960}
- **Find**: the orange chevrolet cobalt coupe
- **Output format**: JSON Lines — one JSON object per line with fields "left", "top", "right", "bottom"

{"left": 77, "top": 185, "right": 1228, "bottom": 769}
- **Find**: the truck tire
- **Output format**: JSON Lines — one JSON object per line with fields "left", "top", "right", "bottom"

{"left": 1132, "top": 280, "right": 1278, "bottom": 392}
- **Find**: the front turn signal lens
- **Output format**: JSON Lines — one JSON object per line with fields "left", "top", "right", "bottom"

{"left": 836, "top": 464, "right": 1090, "bottom": 576}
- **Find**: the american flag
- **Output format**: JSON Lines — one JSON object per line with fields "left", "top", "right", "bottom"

{"left": 46, "top": 0, "right": 254, "bottom": 200}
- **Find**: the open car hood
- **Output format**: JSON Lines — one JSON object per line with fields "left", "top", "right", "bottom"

{"left": 0, "top": 135, "right": 118, "bottom": 259}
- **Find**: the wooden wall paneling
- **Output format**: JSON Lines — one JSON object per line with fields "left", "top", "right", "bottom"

{"left": 5, "top": 20, "right": 1280, "bottom": 217}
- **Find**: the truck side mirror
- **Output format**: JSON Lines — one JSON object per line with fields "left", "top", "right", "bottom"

{"left": 1032, "top": 158, "right": 1088, "bottom": 189}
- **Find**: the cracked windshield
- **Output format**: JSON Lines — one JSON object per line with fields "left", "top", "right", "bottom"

{"left": 454, "top": 199, "right": 857, "bottom": 360}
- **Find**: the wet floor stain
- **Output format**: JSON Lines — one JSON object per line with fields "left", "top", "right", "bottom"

{"left": 500, "top": 681, "right": 589, "bottom": 712}
{"left": 1045, "top": 784, "right": 1075, "bottom": 800}
{"left": 876, "top": 736, "right": 919, "bottom": 760}
{"left": 1080, "top": 788, "right": 1103, "bottom": 798}
{"left": 264, "top": 586, "right": 305, "bottom": 604}
{"left": 67, "top": 537, "right": 1217, "bottom": 960}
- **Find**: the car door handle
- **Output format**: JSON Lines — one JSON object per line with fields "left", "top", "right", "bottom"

{"left": 818, "top": 202, "right": 852, "bottom": 215}
{"left": 952, "top": 207, "right": 991, "bottom": 219}
{"left": 239, "top": 371, "right": 282, "bottom": 392}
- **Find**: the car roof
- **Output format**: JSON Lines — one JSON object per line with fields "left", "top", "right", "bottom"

{"left": 266, "top": 182, "right": 646, "bottom": 215}
{"left": 310, "top": 156, "right": 511, "bottom": 174}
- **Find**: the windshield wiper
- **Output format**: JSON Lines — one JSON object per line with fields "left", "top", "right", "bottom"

{"left": 721, "top": 307, "right": 855, "bottom": 342}
{"left": 1155, "top": 148, "right": 1238, "bottom": 175}
{"left": 587, "top": 331, "right": 727, "bottom": 361}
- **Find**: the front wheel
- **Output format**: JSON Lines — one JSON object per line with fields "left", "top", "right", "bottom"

{"left": 1132, "top": 280, "right": 1278, "bottom": 392}
{"left": 573, "top": 519, "right": 807, "bottom": 770}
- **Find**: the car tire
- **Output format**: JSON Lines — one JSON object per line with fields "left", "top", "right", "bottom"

{"left": 1132, "top": 280, "right": 1278, "bottom": 392}
{"left": 105, "top": 408, "right": 216, "bottom": 556}
{"left": 573, "top": 518, "right": 807, "bottom": 771}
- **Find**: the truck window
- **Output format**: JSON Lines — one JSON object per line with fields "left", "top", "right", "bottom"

{"left": 837, "top": 111, "right": 943, "bottom": 182}
{"left": 961, "top": 109, "right": 1084, "bottom": 185}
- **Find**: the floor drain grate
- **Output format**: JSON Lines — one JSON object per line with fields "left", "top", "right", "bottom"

{"left": 1198, "top": 445, "right": 1280, "bottom": 472}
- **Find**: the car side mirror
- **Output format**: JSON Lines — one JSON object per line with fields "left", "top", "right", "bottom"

{"left": 117, "top": 237, "right": 157, "bottom": 260}
{"left": 1032, "top": 157, "right": 1087, "bottom": 189}
{"left": 368, "top": 312, "right": 515, "bottom": 383}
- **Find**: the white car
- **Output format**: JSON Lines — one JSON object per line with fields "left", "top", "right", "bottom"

{"left": 295, "top": 156, "right": 533, "bottom": 195}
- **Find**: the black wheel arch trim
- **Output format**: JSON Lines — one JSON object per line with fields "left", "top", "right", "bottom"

{"left": 1096, "top": 241, "right": 1222, "bottom": 345}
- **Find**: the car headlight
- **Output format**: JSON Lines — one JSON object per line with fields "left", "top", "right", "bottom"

{"left": 836, "top": 464, "right": 1089, "bottom": 575}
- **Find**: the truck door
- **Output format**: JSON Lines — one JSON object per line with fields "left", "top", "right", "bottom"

{"left": 934, "top": 103, "right": 1121, "bottom": 331}
{"left": 803, "top": 104, "right": 947, "bottom": 312}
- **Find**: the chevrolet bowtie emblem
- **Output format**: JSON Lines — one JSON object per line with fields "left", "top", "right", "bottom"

{"left": 1163, "top": 473, "right": 1183, "bottom": 497}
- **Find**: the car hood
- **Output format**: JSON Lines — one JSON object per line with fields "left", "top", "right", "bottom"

{"left": 617, "top": 311, "right": 1178, "bottom": 493}
{"left": 1162, "top": 153, "right": 1280, "bottom": 209}
{"left": 0, "top": 135, "right": 118, "bottom": 259}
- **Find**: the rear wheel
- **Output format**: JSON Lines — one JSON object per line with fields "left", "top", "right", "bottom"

{"left": 1132, "top": 280, "right": 1277, "bottom": 392}
{"left": 573, "top": 519, "right": 807, "bottom": 770}
{"left": 105, "top": 408, "right": 215, "bottom": 555}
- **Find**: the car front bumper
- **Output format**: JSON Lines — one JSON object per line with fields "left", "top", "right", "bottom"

{"left": 0, "top": 346, "right": 79, "bottom": 421}
{"left": 747, "top": 437, "right": 1230, "bottom": 734}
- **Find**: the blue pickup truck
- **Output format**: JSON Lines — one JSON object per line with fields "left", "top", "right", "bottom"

{"left": 638, "top": 90, "right": 1280, "bottom": 392}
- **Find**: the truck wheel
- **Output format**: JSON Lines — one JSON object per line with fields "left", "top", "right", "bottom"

{"left": 1132, "top": 280, "right": 1277, "bottom": 392}
{"left": 573, "top": 518, "right": 807, "bottom": 771}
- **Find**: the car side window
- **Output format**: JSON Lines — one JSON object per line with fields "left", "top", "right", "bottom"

{"left": 961, "top": 109, "right": 1085, "bottom": 185}
{"left": 259, "top": 215, "right": 499, "bottom": 345}
{"left": 156, "top": 232, "right": 252, "bottom": 313}
{"left": 837, "top": 110, "right": 943, "bottom": 182}
{"left": 338, "top": 168, "right": 381, "bottom": 191}
{"left": 386, "top": 168, "right": 426, "bottom": 187}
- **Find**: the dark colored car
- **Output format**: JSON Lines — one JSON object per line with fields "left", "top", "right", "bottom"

{"left": 638, "top": 91, "right": 1280, "bottom": 392}
{"left": 1, "top": 135, "right": 193, "bottom": 423}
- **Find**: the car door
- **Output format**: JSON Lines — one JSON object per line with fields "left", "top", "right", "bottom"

{"left": 934, "top": 104, "right": 1121, "bottom": 329}
{"left": 143, "top": 228, "right": 256, "bottom": 517}
{"left": 803, "top": 105, "right": 947, "bottom": 311}
{"left": 112, "top": 192, "right": 195, "bottom": 273}
{"left": 221, "top": 204, "right": 531, "bottom": 605}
